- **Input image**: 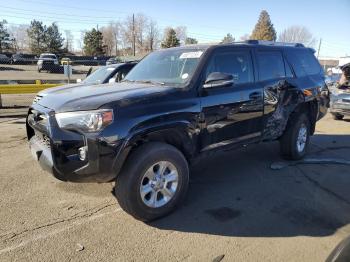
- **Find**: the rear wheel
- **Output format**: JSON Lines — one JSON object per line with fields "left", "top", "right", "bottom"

{"left": 114, "top": 142, "right": 189, "bottom": 221}
{"left": 280, "top": 113, "right": 311, "bottom": 160}
{"left": 332, "top": 113, "right": 344, "bottom": 120}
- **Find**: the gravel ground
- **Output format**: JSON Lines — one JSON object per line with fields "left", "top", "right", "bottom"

{"left": 0, "top": 113, "right": 350, "bottom": 261}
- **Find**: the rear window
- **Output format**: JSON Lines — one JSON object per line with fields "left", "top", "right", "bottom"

{"left": 257, "top": 51, "right": 286, "bottom": 81}
{"left": 285, "top": 49, "right": 322, "bottom": 77}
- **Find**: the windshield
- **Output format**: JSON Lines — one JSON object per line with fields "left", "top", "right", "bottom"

{"left": 83, "top": 66, "right": 115, "bottom": 85}
{"left": 124, "top": 48, "right": 205, "bottom": 86}
{"left": 40, "top": 55, "right": 56, "bottom": 59}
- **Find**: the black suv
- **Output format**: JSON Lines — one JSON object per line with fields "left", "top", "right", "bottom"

{"left": 27, "top": 40, "right": 329, "bottom": 221}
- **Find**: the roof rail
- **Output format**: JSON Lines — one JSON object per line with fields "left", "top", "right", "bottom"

{"left": 228, "top": 40, "right": 305, "bottom": 47}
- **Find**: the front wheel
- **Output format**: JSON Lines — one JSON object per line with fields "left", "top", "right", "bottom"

{"left": 114, "top": 142, "right": 189, "bottom": 221}
{"left": 280, "top": 113, "right": 311, "bottom": 160}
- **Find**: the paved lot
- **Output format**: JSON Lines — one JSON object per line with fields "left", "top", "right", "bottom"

{"left": 0, "top": 65, "right": 98, "bottom": 81}
{"left": 0, "top": 113, "right": 350, "bottom": 261}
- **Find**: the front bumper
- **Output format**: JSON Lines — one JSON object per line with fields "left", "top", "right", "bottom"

{"left": 330, "top": 99, "right": 350, "bottom": 116}
{"left": 26, "top": 104, "right": 127, "bottom": 182}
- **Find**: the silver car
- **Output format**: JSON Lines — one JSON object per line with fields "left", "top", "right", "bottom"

{"left": 330, "top": 86, "right": 350, "bottom": 120}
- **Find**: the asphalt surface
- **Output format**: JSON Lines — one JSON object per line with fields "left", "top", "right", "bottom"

{"left": 0, "top": 64, "right": 97, "bottom": 81}
{"left": 0, "top": 113, "right": 350, "bottom": 262}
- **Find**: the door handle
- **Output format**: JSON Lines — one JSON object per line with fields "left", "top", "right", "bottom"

{"left": 249, "top": 92, "right": 262, "bottom": 100}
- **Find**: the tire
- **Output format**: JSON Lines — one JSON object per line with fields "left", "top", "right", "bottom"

{"left": 332, "top": 113, "right": 344, "bottom": 120}
{"left": 280, "top": 113, "right": 311, "bottom": 160}
{"left": 114, "top": 142, "right": 189, "bottom": 221}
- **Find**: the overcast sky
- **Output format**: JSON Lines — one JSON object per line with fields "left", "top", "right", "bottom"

{"left": 1, "top": 0, "right": 349, "bottom": 57}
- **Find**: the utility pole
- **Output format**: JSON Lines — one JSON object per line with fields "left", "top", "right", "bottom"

{"left": 317, "top": 38, "right": 322, "bottom": 58}
{"left": 132, "top": 13, "right": 136, "bottom": 57}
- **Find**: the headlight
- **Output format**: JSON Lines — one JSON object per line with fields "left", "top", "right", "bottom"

{"left": 54, "top": 60, "right": 58, "bottom": 65}
{"left": 38, "top": 60, "right": 43, "bottom": 64}
{"left": 55, "top": 110, "right": 113, "bottom": 132}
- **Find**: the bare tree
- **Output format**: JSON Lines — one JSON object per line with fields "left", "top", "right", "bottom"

{"left": 120, "top": 15, "right": 134, "bottom": 55}
{"left": 239, "top": 34, "right": 250, "bottom": 41}
{"left": 175, "top": 26, "right": 187, "bottom": 45}
{"left": 278, "top": 25, "right": 316, "bottom": 47}
{"left": 109, "top": 21, "right": 121, "bottom": 56}
{"left": 135, "top": 13, "right": 148, "bottom": 52}
{"left": 76, "top": 30, "right": 86, "bottom": 54}
{"left": 8, "top": 24, "right": 29, "bottom": 52}
{"left": 146, "top": 19, "right": 159, "bottom": 51}
{"left": 64, "top": 30, "right": 74, "bottom": 53}
{"left": 101, "top": 25, "right": 115, "bottom": 56}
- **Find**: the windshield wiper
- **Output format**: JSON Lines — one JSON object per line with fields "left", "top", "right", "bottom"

{"left": 134, "top": 80, "right": 165, "bottom": 85}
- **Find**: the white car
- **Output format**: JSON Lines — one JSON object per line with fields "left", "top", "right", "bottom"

{"left": 37, "top": 53, "right": 59, "bottom": 72}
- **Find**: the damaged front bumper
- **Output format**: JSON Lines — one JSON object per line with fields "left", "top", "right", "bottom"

{"left": 26, "top": 104, "right": 127, "bottom": 183}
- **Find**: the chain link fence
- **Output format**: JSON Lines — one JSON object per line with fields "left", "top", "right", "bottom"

{"left": 0, "top": 54, "right": 125, "bottom": 111}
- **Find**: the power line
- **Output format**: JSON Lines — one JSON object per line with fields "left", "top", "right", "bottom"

{"left": 0, "top": 5, "right": 127, "bottom": 20}
{"left": 10, "top": 0, "right": 251, "bottom": 33}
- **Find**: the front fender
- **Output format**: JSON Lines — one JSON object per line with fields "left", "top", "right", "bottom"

{"left": 112, "top": 120, "right": 199, "bottom": 178}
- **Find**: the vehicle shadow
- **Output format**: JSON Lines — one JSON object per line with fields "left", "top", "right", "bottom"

{"left": 0, "top": 66, "right": 24, "bottom": 71}
{"left": 149, "top": 134, "right": 350, "bottom": 238}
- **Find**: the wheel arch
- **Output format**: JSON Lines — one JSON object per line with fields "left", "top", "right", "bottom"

{"left": 113, "top": 122, "right": 197, "bottom": 179}
{"left": 289, "top": 99, "right": 319, "bottom": 135}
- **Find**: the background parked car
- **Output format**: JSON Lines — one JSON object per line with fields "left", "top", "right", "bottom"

{"left": 106, "top": 57, "right": 121, "bottom": 65}
{"left": 0, "top": 54, "right": 11, "bottom": 64}
{"left": 32, "top": 61, "right": 138, "bottom": 104}
{"left": 329, "top": 62, "right": 350, "bottom": 120}
{"left": 37, "top": 53, "right": 59, "bottom": 73}
{"left": 11, "top": 53, "right": 37, "bottom": 64}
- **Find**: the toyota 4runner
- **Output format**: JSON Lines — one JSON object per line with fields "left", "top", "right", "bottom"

{"left": 27, "top": 40, "right": 329, "bottom": 221}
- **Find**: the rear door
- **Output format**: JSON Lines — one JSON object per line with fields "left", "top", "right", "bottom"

{"left": 199, "top": 47, "right": 264, "bottom": 151}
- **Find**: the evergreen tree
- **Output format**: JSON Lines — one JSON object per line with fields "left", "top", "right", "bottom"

{"left": 250, "top": 10, "right": 277, "bottom": 41}
{"left": 27, "top": 20, "right": 47, "bottom": 54}
{"left": 45, "top": 23, "right": 64, "bottom": 53}
{"left": 83, "top": 28, "right": 105, "bottom": 56}
{"left": 185, "top": 37, "right": 198, "bottom": 45}
{"left": 161, "top": 28, "right": 180, "bottom": 48}
{"left": 221, "top": 33, "right": 235, "bottom": 44}
{"left": 0, "top": 20, "right": 13, "bottom": 53}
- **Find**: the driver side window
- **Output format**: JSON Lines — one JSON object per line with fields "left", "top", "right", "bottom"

{"left": 206, "top": 50, "right": 254, "bottom": 85}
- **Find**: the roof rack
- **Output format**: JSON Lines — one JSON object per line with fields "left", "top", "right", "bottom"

{"left": 228, "top": 40, "right": 305, "bottom": 47}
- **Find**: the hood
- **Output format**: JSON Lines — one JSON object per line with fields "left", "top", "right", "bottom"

{"left": 38, "top": 83, "right": 86, "bottom": 96}
{"left": 37, "top": 82, "right": 173, "bottom": 112}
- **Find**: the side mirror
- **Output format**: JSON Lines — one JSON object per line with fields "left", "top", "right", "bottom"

{"left": 108, "top": 78, "right": 116, "bottom": 84}
{"left": 203, "top": 72, "right": 234, "bottom": 89}
{"left": 76, "top": 79, "right": 82, "bottom": 83}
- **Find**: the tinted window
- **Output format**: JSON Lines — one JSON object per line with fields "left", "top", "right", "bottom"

{"left": 285, "top": 49, "right": 322, "bottom": 77}
{"left": 257, "top": 51, "right": 286, "bottom": 81}
{"left": 206, "top": 50, "right": 254, "bottom": 84}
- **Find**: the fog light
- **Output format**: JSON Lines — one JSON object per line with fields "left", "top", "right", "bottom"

{"left": 78, "top": 147, "right": 87, "bottom": 161}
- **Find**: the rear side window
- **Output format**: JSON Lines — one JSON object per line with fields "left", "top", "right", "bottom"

{"left": 257, "top": 51, "right": 286, "bottom": 81}
{"left": 285, "top": 49, "right": 322, "bottom": 77}
{"left": 206, "top": 50, "right": 254, "bottom": 84}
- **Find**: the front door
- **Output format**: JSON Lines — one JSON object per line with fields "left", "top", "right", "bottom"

{"left": 199, "top": 48, "right": 264, "bottom": 151}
